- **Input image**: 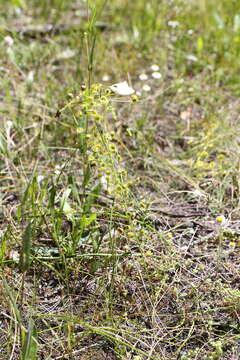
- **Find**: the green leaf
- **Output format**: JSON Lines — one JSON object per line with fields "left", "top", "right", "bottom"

{"left": 0, "top": 230, "right": 6, "bottom": 263}
{"left": 19, "top": 223, "right": 32, "bottom": 273}
{"left": 197, "top": 37, "right": 204, "bottom": 53}
{"left": 82, "top": 163, "right": 92, "bottom": 188}
{"left": 81, "top": 213, "right": 97, "bottom": 229}
{"left": 83, "top": 183, "right": 102, "bottom": 215}
{"left": 11, "top": 0, "right": 26, "bottom": 8}
{"left": 3, "top": 278, "right": 21, "bottom": 322}
{"left": 68, "top": 175, "right": 81, "bottom": 205}
{"left": 60, "top": 188, "right": 73, "bottom": 220}
{"left": 0, "top": 133, "right": 10, "bottom": 157}
{"left": 21, "top": 318, "right": 38, "bottom": 360}
{"left": 60, "top": 188, "right": 72, "bottom": 211}
{"left": 48, "top": 184, "right": 56, "bottom": 209}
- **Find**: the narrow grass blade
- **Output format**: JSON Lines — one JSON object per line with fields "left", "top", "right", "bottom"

{"left": 21, "top": 318, "right": 38, "bottom": 360}
{"left": 2, "top": 278, "right": 21, "bottom": 322}
{"left": 82, "top": 163, "right": 91, "bottom": 188}
{"left": 0, "top": 132, "right": 10, "bottom": 158}
{"left": 83, "top": 183, "right": 102, "bottom": 214}
{"left": 19, "top": 223, "right": 32, "bottom": 273}
{"left": 155, "top": 151, "right": 206, "bottom": 195}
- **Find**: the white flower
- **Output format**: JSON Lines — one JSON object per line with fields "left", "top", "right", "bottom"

{"left": 6, "top": 120, "right": 13, "bottom": 129}
{"left": 150, "top": 64, "right": 159, "bottom": 71}
{"left": 215, "top": 215, "right": 228, "bottom": 227}
{"left": 4, "top": 35, "right": 14, "bottom": 47}
{"left": 102, "top": 74, "right": 110, "bottom": 82}
{"left": 37, "top": 175, "right": 45, "bottom": 184}
{"left": 188, "top": 29, "right": 194, "bottom": 35}
{"left": 151, "top": 71, "right": 162, "bottom": 79}
{"left": 186, "top": 54, "right": 198, "bottom": 62}
{"left": 142, "top": 84, "right": 151, "bottom": 92}
{"left": 26, "top": 70, "right": 34, "bottom": 84}
{"left": 168, "top": 20, "right": 179, "bottom": 28}
{"left": 54, "top": 165, "right": 61, "bottom": 175}
{"left": 191, "top": 189, "right": 206, "bottom": 198}
{"left": 10, "top": 250, "right": 19, "bottom": 262}
{"left": 139, "top": 73, "right": 148, "bottom": 81}
{"left": 136, "top": 91, "right": 142, "bottom": 96}
{"left": 56, "top": 49, "right": 75, "bottom": 60}
{"left": 110, "top": 81, "right": 135, "bottom": 96}
{"left": 100, "top": 176, "right": 108, "bottom": 191}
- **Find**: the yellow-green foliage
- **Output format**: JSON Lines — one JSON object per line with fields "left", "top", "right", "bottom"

{"left": 62, "top": 84, "right": 131, "bottom": 201}
{"left": 187, "top": 116, "right": 235, "bottom": 179}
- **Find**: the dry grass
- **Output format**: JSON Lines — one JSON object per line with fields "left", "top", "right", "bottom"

{"left": 1, "top": 1, "right": 240, "bottom": 359}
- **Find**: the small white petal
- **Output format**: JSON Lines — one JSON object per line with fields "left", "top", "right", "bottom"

{"left": 4, "top": 36, "right": 14, "bottom": 47}
{"left": 216, "top": 215, "right": 228, "bottom": 226}
{"left": 186, "top": 54, "right": 198, "bottom": 62}
{"left": 168, "top": 20, "right": 179, "bottom": 28}
{"left": 26, "top": 70, "right": 34, "bottom": 83}
{"left": 151, "top": 71, "right": 162, "bottom": 79}
{"left": 14, "top": 7, "right": 22, "bottom": 16}
{"left": 150, "top": 64, "right": 159, "bottom": 71}
{"left": 142, "top": 84, "right": 151, "bottom": 92}
{"left": 6, "top": 120, "right": 13, "bottom": 129}
{"left": 139, "top": 73, "right": 148, "bottom": 81}
{"left": 188, "top": 29, "right": 194, "bottom": 35}
{"left": 102, "top": 74, "right": 110, "bottom": 82}
{"left": 54, "top": 164, "right": 61, "bottom": 175}
{"left": 191, "top": 189, "right": 206, "bottom": 198}
{"left": 37, "top": 175, "right": 45, "bottom": 184}
{"left": 110, "top": 81, "right": 135, "bottom": 96}
{"left": 10, "top": 250, "right": 19, "bottom": 262}
{"left": 100, "top": 176, "right": 108, "bottom": 191}
{"left": 136, "top": 91, "right": 142, "bottom": 96}
{"left": 57, "top": 49, "right": 75, "bottom": 60}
